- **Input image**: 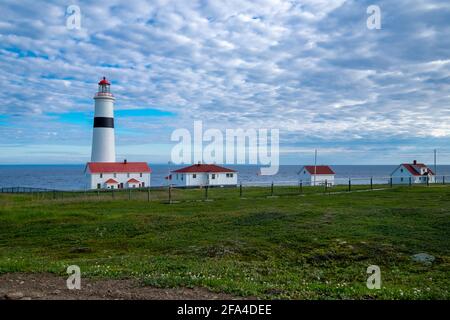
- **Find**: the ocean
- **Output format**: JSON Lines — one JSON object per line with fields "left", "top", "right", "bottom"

{"left": 1, "top": 164, "right": 450, "bottom": 191}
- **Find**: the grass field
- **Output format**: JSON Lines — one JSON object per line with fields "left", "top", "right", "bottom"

{"left": 0, "top": 186, "right": 449, "bottom": 299}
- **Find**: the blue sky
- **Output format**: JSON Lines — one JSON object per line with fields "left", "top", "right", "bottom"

{"left": 0, "top": 0, "right": 450, "bottom": 165}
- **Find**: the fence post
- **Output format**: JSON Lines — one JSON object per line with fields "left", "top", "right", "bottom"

{"left": 325, "top": 180, "right": 328, "bottom": 193}
{"left": 168, "top": 185, "right": 172, "bottom": 203}
{"left": 271, "top": 182, "right": 274, "bottom": 196}
{"left": 239, "top": 182, "right": 242, "bottom": 198}
{"left": 128, "top": 188, "right": 131, "bottom": 200}
{"left": 348, "top": 178, "right": 351, "bottom": 192}
{"left": 147, "top": 187, "right": 150, "bottom": 202}
{"left": 299, "top": 180, "right": 303, "bottom": 194}
{"left": 409, "top": 177, "right": 412, "bottom": 187}
{"left": 370, "top": 177, "right": 373, "bottom": 190}
{"left": 205, "top": 185, "right": 209, "bottom": 200}
{"left": 426, "top": 176, "right": 429, "bottom": 186}
{"left": 390, "top": 177, "right": 393, "bottom": 188}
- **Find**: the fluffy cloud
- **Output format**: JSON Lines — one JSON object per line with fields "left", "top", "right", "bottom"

{"left": 0, "top": 0, "right": 449, "bottom": 163}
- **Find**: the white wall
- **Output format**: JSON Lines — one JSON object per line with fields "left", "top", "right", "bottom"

{"left": 87, "top": 172, "right": 151, "bottom": 189}
{"left": 171, "top": 172, "right": 237, "bottom": 187}
{"left": 391, "top": 165, "right": 435, "bottom": 184}
{"left": 298, "top": 171, "right": 335, "bottom": 186}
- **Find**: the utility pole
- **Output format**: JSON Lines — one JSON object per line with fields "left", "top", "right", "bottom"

{"left": 314, "top": 149, "right": 317, "bottom": 187}
{"left": 434, "top": 149, "right": 437, "bottom": 176}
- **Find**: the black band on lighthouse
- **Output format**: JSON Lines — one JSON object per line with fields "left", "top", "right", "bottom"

{"left": 94, "top": 117, "right": 114, "bottom": 128}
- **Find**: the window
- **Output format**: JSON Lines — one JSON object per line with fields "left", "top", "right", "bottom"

{"left": 114, "top": 173, "right": 117, "bottom": 178}
{"left": 100, "top": 173, "right": 103, "bottom": 178}
{"left": 140, "top": 173, "right": 143, "bottom": 177}
{"left": 142, "top": 182, "right": 145, "bottom": 187}
{"left": 400, "top": 168, "right": 403, "bottom": 173}
{"left": 97, "top": 183, "right": 101, "bottom": 189}
{"left": 193, "top": 174, "right": 196, "bottom": 179}
{"left": 226, "top": 173, "right": 234, "bottom": 178}
{"left": 127, "top": 173, "right": 130, "bottom": 178}
{"left": 401, "top": 178, "right": 403, "bottom": 182}
{"left": 211, "top": 174, "right": 216, "bottom": 179}
{"left": 181, "top": 175, "right": 184, "bottom": 181}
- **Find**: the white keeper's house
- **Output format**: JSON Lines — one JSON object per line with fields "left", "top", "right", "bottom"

{"left": 85, "top": 77, "right": 152, "bottom": 189}
{"left": 390, "top": 160, "right": 435, "bottom": 184}
{"left": 298, "top": 165, "right": 335, "bottom": 186}
{"left": 168, "top": 164, "right": 238, "bottom": 187}
{"left": 85, "top": 161, "right": 151, "bottom": 189}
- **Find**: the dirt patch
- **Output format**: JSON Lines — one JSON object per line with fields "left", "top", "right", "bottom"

{"left": 0, "top": 273, "right": 242, "bottom": 300}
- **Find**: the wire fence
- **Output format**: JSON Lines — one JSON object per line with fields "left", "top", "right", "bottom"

{"left": 1, "top": 175, "right": 449, "bottom": 203}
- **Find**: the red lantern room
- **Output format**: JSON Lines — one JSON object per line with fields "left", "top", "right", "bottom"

{"left": 97, "top": 76, "right": 112, "bottom": 95}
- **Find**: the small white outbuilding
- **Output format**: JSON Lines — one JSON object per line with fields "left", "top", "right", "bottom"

{"left": 168, "top": 164, "right": 237, "bottom": 187}
{"left": 298, "top": 165, "right": 335, "bottom": 186}
{"left": 391, "top": 160, "right": 435, "bottom": 184}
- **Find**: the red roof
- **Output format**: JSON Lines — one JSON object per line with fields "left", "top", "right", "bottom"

{"left": 401, "top": 163, "right": 434, "bottom": 176}
{"left": 98, "top": 77, "right": 110, "bottom": 85}
{"left": 302, "top": 166, "right": 335, "bottom": 175}
{"left": 127, "top": 178, "right": 140, "bottom": 183}
{"left": 86, "top": 162, "right": 152, "bottom": 173}
{"left": 105, "top": 178, "right": 118, "bottom": 184}
{"left": 172, "top": 164, "right": 236, "bottom": 173}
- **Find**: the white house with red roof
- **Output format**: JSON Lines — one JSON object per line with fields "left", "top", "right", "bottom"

{"left": 391, "top": 160, "right": 435, "bottom": 184}
{"left": 298, "top": 165, "right": 335, "bottom": 186}
{"left": 85, "top": 77, "right": 152, "bottom": 189}
{"left": 168, "top": 164, "right": 237, "bottom": 187}
{"left": 85, "top": 160, "right": 151, "bottom": 189}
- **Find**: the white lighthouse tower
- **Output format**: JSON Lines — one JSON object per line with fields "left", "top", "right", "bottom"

{"left": 91, "top": 77, "right": 116, "bottom": 162}
{"left": 85, "top": 77, "right": 152, "bottom": 190}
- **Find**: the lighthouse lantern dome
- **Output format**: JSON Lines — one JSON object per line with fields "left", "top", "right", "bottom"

{"left": 97, "top": 76, "right": 112, "bottom": 95}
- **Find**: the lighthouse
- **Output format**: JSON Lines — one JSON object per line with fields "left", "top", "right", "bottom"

{"left": 91, "top": 77, "right": 116, "bottom": 162}
{"left": 85, "top": 77, "right": 152, "bottom": 189}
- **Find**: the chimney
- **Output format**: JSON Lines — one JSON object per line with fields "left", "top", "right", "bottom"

{"left": 413, "top": 160, "right": 417, "bottom": 165}
{"left": 124, "top": 159, "right": 127, "bottom": 164}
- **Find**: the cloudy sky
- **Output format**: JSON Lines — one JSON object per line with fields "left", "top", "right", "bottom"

{"left": 0, "top": 0, "right": 449, "bottom": 165}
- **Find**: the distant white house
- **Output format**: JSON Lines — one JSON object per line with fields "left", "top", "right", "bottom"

{"left": 391, "top": 160, "right": 435, "bottom": 184}
{"left": 298, "top": 165, "right": 335, "bottom": 186}
{"left": 168, "top": 164, "right": 237, "bottom": 187}
{"left": 85, "top": 160, "right": 152, "bottom": 189}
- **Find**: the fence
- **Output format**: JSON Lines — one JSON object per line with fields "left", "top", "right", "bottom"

{"left": 1, "top": 175, "right": 449, "bottom": 203}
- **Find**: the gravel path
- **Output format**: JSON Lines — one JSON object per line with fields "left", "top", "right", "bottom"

{"left": 0, "top": 273, "right": 240, "bottom": 300}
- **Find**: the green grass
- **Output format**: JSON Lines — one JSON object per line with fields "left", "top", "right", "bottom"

{"left": 0, "top": 186, "right": 449, "bottom": 299}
